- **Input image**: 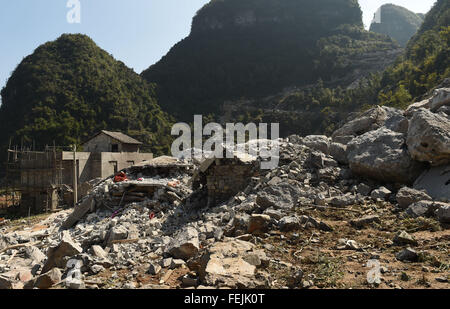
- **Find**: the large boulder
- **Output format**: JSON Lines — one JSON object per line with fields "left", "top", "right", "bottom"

{"left": 346, "top": 128, "right": 425, "bottom": 184}
{"left": 430, "top": 88, "right": 450, "bottom": 112}
{"left": 435, "top": 204, "right": 450, "bottom": 223}
{"left": 396, "top": 187, "right": 432, "bottom": 209}
{"left": 332, "top": 106, "right": 407, "bottom": 142}
{"left": 414, "top": 165, "right": 450, "bottom": 202}
{"left": 329, "top": 142, "right": 348, "bottom": 165}
{"left": 405, "top": 201, "right": 440, "bottom": 218}
{"left": 407, "top": 108, "right": 450, "bottom": 166}
{"left": 196, "top": 239, "right": 270, "bottom": 289}
{"left": 301, "top": 135, "right": 330, "bottom": 154}
{"left": 256, "top": 182, "right": 299, "bottom": 210}
{"left": 166, "top": 227, "right": 199, "bottom": 260}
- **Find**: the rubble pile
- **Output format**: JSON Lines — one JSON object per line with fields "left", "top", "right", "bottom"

{"left": 0, "top": 89, "right": 449, "bottom": 289}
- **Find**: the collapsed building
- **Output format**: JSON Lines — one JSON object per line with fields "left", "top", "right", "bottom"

{"left": 3, "top": 131, "right": 154, "bottom": 214}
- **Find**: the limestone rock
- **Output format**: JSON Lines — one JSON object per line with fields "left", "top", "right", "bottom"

{"left": 430, "top": 88, "right": 450, "bottom": 112}
{"left": 405, "top": 201, "right": 440, "bottom": 218}
{"left": 346, "top": 128, "right": 425, "bottom": 184}
{"left": 329, "top": 142, "right": 348, "bottom": 165}
{"left": 349, "top": 215, "right": 381, "bottom": 228}
{"left": 333, "top": 106, "right": 407, "bottom": 141}
{"left": 393, "top": 231, "right": 418, "bottom": 246}
{"left": 256, "top": 182, "right": 299, "bottom": 210}
{"left": 301, "top": 135, "right": 330, "bottom": 155}
{"left": 414, "top": 165, "right": 450, "bottom": 202}
{"left": 435, "top": 204, "right": 450, "bottom": 223}
{"left": 279, "top": 216, "right": 301, "bottom": 232}
{"left": 371, "top": 187, "right": 392, "bottom": 201}
{"left": 407, "top": 108, "right": 450, "bottom": 166}
{"left": 396, "top": 187, "right": 432, "bottom": 209}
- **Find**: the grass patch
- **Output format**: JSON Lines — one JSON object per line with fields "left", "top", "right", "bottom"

{"left": 397, "top": 217, "right": 442, "bottom": 232}
{"left": 303, "top": 253, "right": 344, "bottom": 288}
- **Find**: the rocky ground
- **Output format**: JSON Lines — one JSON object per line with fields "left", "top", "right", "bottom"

{"left": 0, "top": 88, "right": 449, "bottom": 290}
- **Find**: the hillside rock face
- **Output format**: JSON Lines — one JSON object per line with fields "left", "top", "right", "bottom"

{"left": 369, "top": 4, "right": 424, "bottom": 47}
{"left": 143, "top": 0, "right": 400, "bottom": 120}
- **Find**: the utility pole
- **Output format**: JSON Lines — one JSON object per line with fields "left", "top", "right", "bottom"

{"left": 73, "top": 144, "right": 78, "bottom": 207}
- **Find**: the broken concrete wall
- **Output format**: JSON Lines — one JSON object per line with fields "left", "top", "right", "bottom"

{"left": 205, "top": 159, "right": 257, "bottom": 206}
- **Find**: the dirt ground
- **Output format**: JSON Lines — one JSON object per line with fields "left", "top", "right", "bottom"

{"left": 2, "top": 201, "right": 448, "bottom": 290}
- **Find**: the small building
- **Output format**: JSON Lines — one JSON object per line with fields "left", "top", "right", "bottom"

{"left": 5, "top": 131, "right": 154, "bottom": 214}
{"left": 82, "top": 130, "right": 143, "bottom": 153}
{"left": 193, "top": 152, "right": 260, "bottom": 206}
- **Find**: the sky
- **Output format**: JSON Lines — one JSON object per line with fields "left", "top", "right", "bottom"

{"left": 0, "top": 0, "right": 437, "bottom": 92}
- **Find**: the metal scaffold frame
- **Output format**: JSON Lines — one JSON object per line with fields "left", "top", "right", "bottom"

{"left": 1, "top": 143, "right": 68, "bottom": 215}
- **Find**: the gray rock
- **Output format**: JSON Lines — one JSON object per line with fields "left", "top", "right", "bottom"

{"left": 347, "top": 128, "right": 425, "bottom": 184}
{"left": 396, "top": 187, "right": 432, "bottom": 209}
{"left": 256, "top": 182, "right": 299, "bottom": 210}
{"left": 371, "top": 187, "right": 392, "bottom": 201}
{"left": 166, "top": 227, "right": 199, "bottom": 260}
{"left": 333, "top": 106, "right": 407, "bottom": 140}
{"left": 333, "top": 135, "right": 354, "bottom": 145}
{"left": 407, "top": 108, "right": 450, "bottom": 166}
{"left": 329, "top": 142, "right": 348, "bottom": 165}
{"left": 396, "top": 248, "right": 418, "bottom": 262}
{"left": 437, "top": 105, "right": 450, "bottom": 117}
{"left": 405, "top": 201, "right": 440, "bottom": 218}
{"left": 279, "top": 216, "right": 301, "bottom": 232}
{"left": 414, "top": 165, "right": 450, "bottom": 202}
{"left": 301, "top": 135, "right": 330, "bottom": 154}
{"left": 328, "top": 194, "right": 356, "bottom": 207}
{"left": 357, "top": 183, "right": 372, "bottom": 196}
{"left": 263, "top": 208, "right": 285, "bottom": 220}
{"left": 435, "top": 204, "right": 450, "bottom": 223}
{"left": 393, "top": 231, "right": 418, "bottom": 246}
{"left": 349, "top": 215, "right": 381, "bottom": 228}
{"left": 430, "top": 88, "right": 450, "bottom": 112}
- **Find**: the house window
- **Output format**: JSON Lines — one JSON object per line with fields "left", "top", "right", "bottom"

{"left": 111, "top": 144, "right": 119, "bottom": 152}
{"left": 127, "top": 161, "right": 135, "bottom": 167}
